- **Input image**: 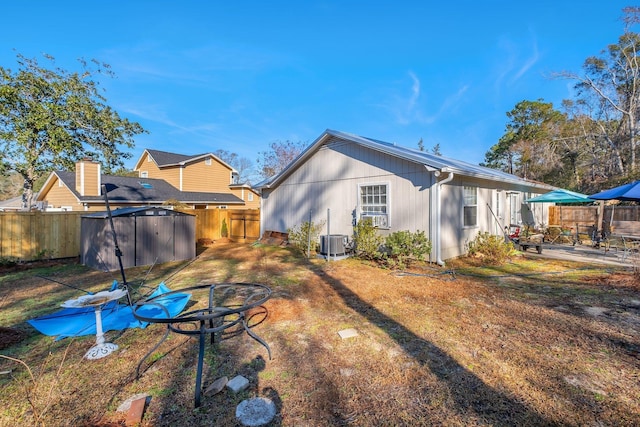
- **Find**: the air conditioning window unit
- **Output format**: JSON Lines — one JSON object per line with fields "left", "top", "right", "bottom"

{"left": 361, "top": 213, "right": 388, "bottom": 228}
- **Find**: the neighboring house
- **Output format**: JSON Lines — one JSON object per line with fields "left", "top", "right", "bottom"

{"left": 0, "top": 195, "right": 31, "bottom": 211}
{"left": 134, "top": 149, "right": 260, "bottom": 209}
{"left": 36, "top": 158, "right": 246, "bottom": 211}
{"left": 256, "top": 129, "right": 554, "bottom": 263}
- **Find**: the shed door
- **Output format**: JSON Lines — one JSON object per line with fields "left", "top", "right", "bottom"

{"left": 136, "top": 216, "right": 175, "bottom": 266}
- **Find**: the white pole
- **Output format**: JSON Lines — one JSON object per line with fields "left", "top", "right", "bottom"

{"left": 327, "top": 208, "right": 331, "bottom": 261}
{"left": 307, "top": 209, "right": 312, "bottom": 259}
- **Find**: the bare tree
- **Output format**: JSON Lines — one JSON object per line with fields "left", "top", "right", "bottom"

{"left": 553, "top": 10, "right": 640, "bottom": 174}
{"left": 212, "top": 149, "right": 256, "bottom": 184}
{"left": 256, "top": 140, "right": 307, "bottom": 179}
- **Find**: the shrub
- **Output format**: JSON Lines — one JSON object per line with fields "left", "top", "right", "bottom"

{"left": 221, "top": 218, "right": 228, "bottom": 238}
{"left": 384, "top": 230, "right": 431, "bottom": 269}
{"left": 353, "top": 219, "right": 384, "bottom": 260}
{"left": 0, "top": 256, "right": 18, "bottom": 268}
{"left": 287, "top": 220, "right": 326, "bottom": 257}
{"left": 467, "top": 232, "right": 517, "bottom": 265}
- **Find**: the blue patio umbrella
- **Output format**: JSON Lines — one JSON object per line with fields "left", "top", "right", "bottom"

{"left": 526, "top": 189, "right": 592, "bottom": 203}
{"left": 589, "top": 181, "right": 640, "bottom": 201}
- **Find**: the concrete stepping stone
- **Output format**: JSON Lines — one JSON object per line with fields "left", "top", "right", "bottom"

{"left": 236, "top": 397, "right": 276, "bottom": 426}
{"left": 227, "top": 375, "right": 250, "bottom": 393}
{"left": 338, "top": 328, "right": 359, "bottom": 339}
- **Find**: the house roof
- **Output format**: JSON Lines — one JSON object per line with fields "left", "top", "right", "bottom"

{"left": 256, "top": 129, "right": 554, "bottom": 191}
{"left": 139, "top": 149, "right": 237, "bottom": 172}
{"left": 0, "top": 195, "right": 25, "bottom": 210}
{"left": 40, "top": 171, "right": 244, "bottom": 205}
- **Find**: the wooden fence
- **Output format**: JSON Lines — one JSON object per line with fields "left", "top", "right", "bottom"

{"left": 0, "top": 209, "right": 260, "bottom": 261}
{"left": 549, "top": 205, "right": 640, "bottom": 235}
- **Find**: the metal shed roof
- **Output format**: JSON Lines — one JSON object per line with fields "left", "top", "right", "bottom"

{"left": 82, "top": 206, "right": 194, "bottom": 218}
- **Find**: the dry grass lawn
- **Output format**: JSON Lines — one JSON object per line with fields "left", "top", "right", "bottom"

{"left": 1, "top": 242, "right": 639, "bottom": 426}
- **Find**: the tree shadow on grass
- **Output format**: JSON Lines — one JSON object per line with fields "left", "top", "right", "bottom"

{"left": 314, "top": 267, "right": 554, "bottom": 426}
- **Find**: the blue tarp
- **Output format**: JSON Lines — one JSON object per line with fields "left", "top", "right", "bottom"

{"left": 27, "top": 282, "right": 190, "bottom": 340}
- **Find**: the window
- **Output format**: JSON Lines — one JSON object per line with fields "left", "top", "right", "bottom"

{"left": 248, "top": 193, "right": 254, "bottom": 202}
{"left": 205, "top": 158, "right": 212, "bottom": 166}
{"left": 463, "top": 186, "right": 477, "bottom": 227}
{"left": 140, "top": 171, "right": 148, "bottom": 178}
{"left": 359, "top": 183, "right": 389, "bottom": 228}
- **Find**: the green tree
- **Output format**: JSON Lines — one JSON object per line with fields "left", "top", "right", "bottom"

{"left": 0, "top": 53, "right": 146, "bottom": 209}
{"left": 482, "top": 99, "right": 565, "bottom": 180}
{"left": 256, "top": 140, "right": 306, "bottom": 179}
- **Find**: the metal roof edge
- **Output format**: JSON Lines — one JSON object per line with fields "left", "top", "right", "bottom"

{"left": 256, "top": 129, "right": 554, "bottom": 192}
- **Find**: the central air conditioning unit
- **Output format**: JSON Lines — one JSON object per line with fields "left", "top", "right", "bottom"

{"left": 361, "top": 213, "right": 388, "bottom": 228}
{"left": 320, "top": 234, "right": 349, "bottom": 256}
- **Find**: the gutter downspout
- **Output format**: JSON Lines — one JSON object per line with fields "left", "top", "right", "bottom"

{"left": 436, "top": 171, "right": 454, "bottom": 266}
{"left": 427, "top": 167, "right": 439, "bottom": 264}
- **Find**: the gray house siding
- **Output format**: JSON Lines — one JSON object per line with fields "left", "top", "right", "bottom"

{"left": 437, "top": 177, "right": 548, "bottom": 260}
{"left": 261, "top": 137, "right": 434, "bottom": 240}
{"left": 258, "top": 130, "right": 553, "bottom": 262}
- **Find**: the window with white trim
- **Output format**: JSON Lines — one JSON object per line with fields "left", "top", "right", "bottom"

{"left": 205, "top": 158, "right": 212, "bottom": 166}
{"left": 359, "top": 183, "right": 389, "bottom": 228}
{"left": 248, "top": 193, "right": 254, "bottom": 202}
{"left": 463, "top": 186, "right": 477, "bottom": 227}
{"left": 140, "top": 171, "right": 148, "bottom": 178}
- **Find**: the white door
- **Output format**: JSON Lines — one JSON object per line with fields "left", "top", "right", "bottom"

{"left": 509, "top": 193, "right": 519, "bottom": 226}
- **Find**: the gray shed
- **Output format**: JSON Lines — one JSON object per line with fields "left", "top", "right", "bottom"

{"left": 81, "top": 207, "right": 195, "bottom": 271}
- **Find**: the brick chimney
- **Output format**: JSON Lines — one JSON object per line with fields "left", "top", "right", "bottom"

{"left": 75, "top": 158, "right": 101, "bottom": 196}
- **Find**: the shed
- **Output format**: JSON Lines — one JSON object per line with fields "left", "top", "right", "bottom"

{"left": 81, "top": 207, "right": 195, "bottom": 271}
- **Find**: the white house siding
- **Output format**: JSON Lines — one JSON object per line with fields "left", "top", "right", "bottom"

{"left": 261, "top": 137, "right": 433, "bottom": 241}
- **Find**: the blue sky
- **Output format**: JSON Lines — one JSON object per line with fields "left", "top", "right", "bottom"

{"left": 0, "top": 1, "right": 631, "bottom": 172}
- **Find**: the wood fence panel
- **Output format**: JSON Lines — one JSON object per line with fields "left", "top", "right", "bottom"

{"left": 610, "top": 206, "right": 640, "bottom": 221}
{"left": 0, "top": 208, "right": 259, "bottom": 261}
{"left": 0, "top": 212, "right": 83, "bottom": 260}
{"left": 548, "top": 205, "right": 640, "bottom": 234}
{"left": 180, "top": 208, "right": 224, "bottom": 240}
{"left": 229, "top": 211, "right": 260, "bottom": 242}
{"left": 548, "top": 206, "right": 598, "bottom": 228}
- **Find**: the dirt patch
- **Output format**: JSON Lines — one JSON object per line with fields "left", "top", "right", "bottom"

{"left": 0, "top": 327, "right": 25, "bottom": 350}
{"left": 0, "top": 257, "right": 78, "bottom": 274}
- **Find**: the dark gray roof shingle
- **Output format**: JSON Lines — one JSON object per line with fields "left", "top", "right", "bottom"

{"left": 55, "top": 171, "right": 243, "bottom": 204}
{"left": 146, "top": 149, "right": 209, "bottom": 167}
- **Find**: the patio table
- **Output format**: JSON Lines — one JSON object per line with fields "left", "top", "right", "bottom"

{"left": 615, "top": 234, "right": 640, "bottom": 261}
{"left": 132, "top": 282, "right": 272, "bottom": 407}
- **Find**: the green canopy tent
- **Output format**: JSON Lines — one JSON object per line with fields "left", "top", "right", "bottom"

{"left": 525, "top": 189, "right": 593, "bottom": 229}
{"left": 525, "top": 189, "right": 592, "bottom": 204}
